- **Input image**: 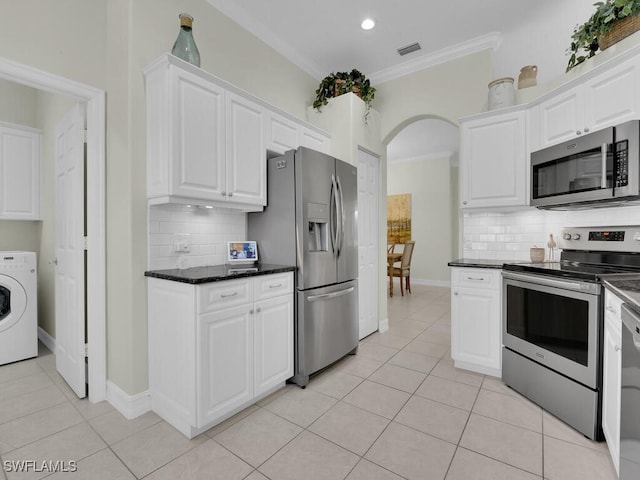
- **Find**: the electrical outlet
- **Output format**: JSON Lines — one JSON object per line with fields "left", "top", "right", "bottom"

{"left": 174, "top": 233, "right": 191, "bottom": 253}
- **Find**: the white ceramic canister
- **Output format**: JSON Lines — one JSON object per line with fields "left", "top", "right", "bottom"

{"left": 488, "top": 77, "right": 515, "bottom": 110}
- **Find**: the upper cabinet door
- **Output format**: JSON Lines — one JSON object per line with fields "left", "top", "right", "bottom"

{"left": 537, "top": 87, "right": 583, "bottom": 148}
{"left": 266, "top": 111, "right": 299, "bottom": 155}
{"left": 583, "top": 55, "right": 640, "bottom": 133}
{"left": 225, "top": 92, "right": 267, "bottom": 206}
{"left": 300, "top": 127, "right": 331, "bottom": 155}
{"left": 171, "top": 67, "right": 226, "bottom": 201}
{"left": 0, "top": 123, "right": 41, "bottom": 220}
{"left": 460, "top": 109, "right": 527, "bottom": 209}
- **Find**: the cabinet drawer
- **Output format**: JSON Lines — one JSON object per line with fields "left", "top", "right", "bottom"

{"left": 198, "top": 279, "right": 253, "bottom": 314}
{"left": 254, "top": 272, "right": 293, "bottom": 301}
{"left": 452, "top": 268, "right": 500, "bottom": 290}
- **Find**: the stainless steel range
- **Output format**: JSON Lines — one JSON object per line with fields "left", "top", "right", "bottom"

{"left": 502, "top": 225, "right": 640, "bottom": 440}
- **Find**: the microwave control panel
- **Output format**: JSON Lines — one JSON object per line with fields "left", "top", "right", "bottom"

{"left": 615, "top": 140, "right": 629, "bottom": 187}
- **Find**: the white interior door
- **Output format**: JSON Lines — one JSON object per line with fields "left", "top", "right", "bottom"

{"left": 55, "top": 103, "right": 86, "bottom": 398}
{"left": 357, "top": 149, "right": 379, "bottom": 339}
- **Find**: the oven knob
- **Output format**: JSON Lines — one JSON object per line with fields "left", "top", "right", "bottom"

{"left": 572, "top": 233, "right": 581, "bottom": 240}
{"left": 563, "top": 233, "right": 572, "bottom": 240}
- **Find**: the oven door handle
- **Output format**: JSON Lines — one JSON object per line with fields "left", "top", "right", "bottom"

{"left": 502, "top": 271, "right": 600, "bottom": 294}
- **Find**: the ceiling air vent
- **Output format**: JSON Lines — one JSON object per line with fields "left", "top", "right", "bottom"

{"left": 397, "top": 42, "right": 421, "bottom": 56}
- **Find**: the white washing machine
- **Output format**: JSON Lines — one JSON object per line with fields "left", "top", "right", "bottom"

{"left": 0, "top": 251, "right": 37, "bottom": 365}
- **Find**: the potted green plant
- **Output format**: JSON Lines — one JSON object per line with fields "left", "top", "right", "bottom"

{"left": 567, "top": 0, "right": 640, "bottom": 71}
{"left": 313, "top": 69, "right": 376, "bottom": 121}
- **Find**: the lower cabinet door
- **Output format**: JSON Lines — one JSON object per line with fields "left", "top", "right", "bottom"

{"left": 197, "top": 305, "right": 253, "bottom": 427}
{"left": 451, "top": 287, "right": 501, "bottom": 372}
{"left": 254, "top": 295, "right": 293, "bottom": 397}
{"left": 602, "top": 309, "right": 621, "bottom": 474}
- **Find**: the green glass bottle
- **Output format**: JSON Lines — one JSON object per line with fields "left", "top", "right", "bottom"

{"left": 171, "top": 13, "right": 200, "bottom": 67}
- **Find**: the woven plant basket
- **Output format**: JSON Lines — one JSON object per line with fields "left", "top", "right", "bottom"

{"left": 333, "top": 79, "right": 361, "bottom": 98}
{"left": 598, "top": 14, "right": 640, "bottom": 50}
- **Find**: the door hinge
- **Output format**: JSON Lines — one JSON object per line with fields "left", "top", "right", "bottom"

{"left": 84, "top": 236, "right": 88, "bottom": 250}
{"left": 84, "top": 343, "right": 88, "bottom": 357}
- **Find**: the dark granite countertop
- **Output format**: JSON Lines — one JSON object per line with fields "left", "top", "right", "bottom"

{"left": 603, "top": 275, "right": 640, "bottom": 311}
{"left": 448, "top": 258, "right": 520, "bottom": 269}
{"left": 144, "top": 263, "right": 296, "bottom": 284}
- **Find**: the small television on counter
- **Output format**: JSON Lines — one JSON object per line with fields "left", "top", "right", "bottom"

{"left": 227, "top": 241, "right": 258, "bottom": 264}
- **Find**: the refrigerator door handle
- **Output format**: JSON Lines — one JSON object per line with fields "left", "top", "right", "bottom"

{"left": 307, "top": 286, "right": 355, "bottom": 301}
{"left": 330, "top": 174, "right": 340, "bottom": 256}
{"left": 336, "top": 175, "right": 345, "bottom": 257}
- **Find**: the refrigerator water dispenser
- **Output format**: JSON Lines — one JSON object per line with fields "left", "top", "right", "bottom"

{"left": 307, "top": 202, "right": 329, "bottom": 252}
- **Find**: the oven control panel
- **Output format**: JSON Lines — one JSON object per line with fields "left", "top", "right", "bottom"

{"left": 559, "top": 226, "right": 640, "bottom": 252}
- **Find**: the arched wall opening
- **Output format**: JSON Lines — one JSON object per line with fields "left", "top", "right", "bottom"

{"left": 384, "top": 114, "right": 460, "bottom": 287}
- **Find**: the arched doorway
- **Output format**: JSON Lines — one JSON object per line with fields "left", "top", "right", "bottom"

{"left": 385, "top": 116, "right": 460, "bottom": 287}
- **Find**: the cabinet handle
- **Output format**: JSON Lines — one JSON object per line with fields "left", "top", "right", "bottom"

{"left": 466, "top": 276, "right": 485, "bottom": 281}
{"left": 269, "top": 283, "right": 283, "bottom": 288}
{"left": 220, "top": 292, "right": 238, "bottom": 298}
{"left": 615, "top": 345, "right": 621, "bottom": 352}
{"left": 221, "top": 191, "right": 226, "bottom": 196}
{"left": 228, "top": 192, "right": 233, "bottom": 197}
{"left": 249, "top": 309, "right": 254, "bottom": 314}
{"left": 462, "top": 201, "right": 468, "bottom": 205}
{"left": 576, "top": 130, "right": 582, "bottom": 135}
{"left": 454, "top": 292, "right": 459, "bottom": 296}
{"left": 256, "top": 307, "right": 261, "bottom": 313}
{"left": 584, "top": 127, "right": 590, "bottom": 133}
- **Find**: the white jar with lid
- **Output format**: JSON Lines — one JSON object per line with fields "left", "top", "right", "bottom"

{"left": 488, "top": 77, "right": 515, "bottom": 110}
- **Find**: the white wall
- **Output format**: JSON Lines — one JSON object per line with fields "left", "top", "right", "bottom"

{"left": 388, "top": 155, "right": 457, "bottom": 285}
{"left": 148, "top": 205, "right": 246, "bottom": 270}
{"left": 493, "top": 0, "right": 599, "bottom": 86}
{"left": 463, "top": 206, "right": 640, "bottom": 261}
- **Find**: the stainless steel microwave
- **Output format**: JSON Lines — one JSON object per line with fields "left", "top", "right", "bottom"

{"left": 531, "top": 120, "right": 640, "bottom": 209}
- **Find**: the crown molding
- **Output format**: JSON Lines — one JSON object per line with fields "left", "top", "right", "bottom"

{"left": 369, "top": 32, "right": 502, "bottom": 85}
{"left": 207, "top": 1, "right": 501, "bottom": 84}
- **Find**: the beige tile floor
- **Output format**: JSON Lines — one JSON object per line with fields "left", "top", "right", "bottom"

{"left": 0, "top": 285, "right": 618, "bottom": 479}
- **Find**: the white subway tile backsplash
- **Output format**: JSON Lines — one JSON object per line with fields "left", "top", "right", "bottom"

{"left": 148, "top": 204, "right": 248, "bottom": 270}
{"left": 462, "top": 205, "right": 640, "bottom": 260}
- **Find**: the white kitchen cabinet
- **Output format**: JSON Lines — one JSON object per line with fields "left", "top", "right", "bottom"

{"left": 145, "top": 60, "right": 226, "bottom": 203}
{"left": 266, "top": 111, "right": 300, "bottom": 154}
{"left": 535, "top": 54, "right": 640, "bottom": 150}
{"left": 225, "top": 91, "right": 266, "bottom": 206}
{"left": 300, "top": 126, "right": 331, "bottom": 154}
{"left": 0, "top": 122, "right": 41, "bottom": 220}
{"left": 450, "top": 267, "right": 502, "bottom": 377}
{"left": 145, "top": 55, "right": 265, "bottom": 211}
{"left": 603, "top": 288, "right": 623, "bottom": 475}
{"left": 198, "top": 304, "right": 253, "bottom": 426}
{"left": 145, "top": 54, "right": 330, "bottom": 210}
{"left": 266, "top": 111, "right": 331, "bottom": 156}
{"left": 147, "top": 271, "right": 294, "bottom": 438}
{"left": 459, "top": 108, "right": 528, "bottom": 209}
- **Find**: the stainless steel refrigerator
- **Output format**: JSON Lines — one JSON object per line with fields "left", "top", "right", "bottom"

{"left": 248, "top": 147, "right": 358, "bottom": 387}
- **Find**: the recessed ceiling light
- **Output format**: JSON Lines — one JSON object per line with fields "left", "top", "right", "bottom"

{"left": 361, "top": 18, "right": 375, "bottom": 30}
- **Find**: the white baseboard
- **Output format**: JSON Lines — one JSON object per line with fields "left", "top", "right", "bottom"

{"left": 106, "top": 380, "right": 151, "bottom": 420}
{"left": 411, "top": 278, "right": 451, "bottom": 288}
{"left": 37, "top": 327, "right": 56, "bottom": 354}
{"left": 378, "top": 317, "right": 389, "bottom": 333}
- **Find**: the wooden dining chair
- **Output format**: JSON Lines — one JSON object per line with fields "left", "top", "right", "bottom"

{"left": 387, "top": 243, "right": 395, "bottom": 254}
{"left": 388, "top": 241, "right": 415, "bottom": 296}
